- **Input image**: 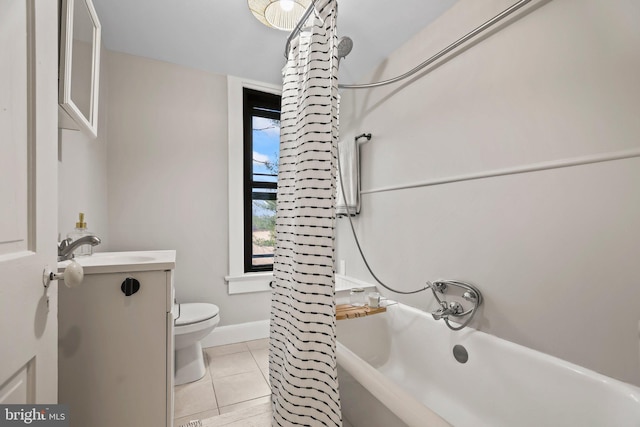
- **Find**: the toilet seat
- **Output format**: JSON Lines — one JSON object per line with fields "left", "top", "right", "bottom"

{"left": 176, "top": 303, "right": 219, "bottom": 326}
{"left": 175, "top": 303, "right": 220, "bottom": 335}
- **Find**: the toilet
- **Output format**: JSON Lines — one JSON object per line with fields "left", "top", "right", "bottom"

{"left": 174, "top": 302, "right": 220, "bottom": 385}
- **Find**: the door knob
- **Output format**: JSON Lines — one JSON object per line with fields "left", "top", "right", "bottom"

{"left": 43, "top": 260, "right": 84, "bottom": 289}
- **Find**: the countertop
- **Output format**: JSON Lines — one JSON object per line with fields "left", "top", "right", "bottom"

{"left": 58, "top": 250, "right": 176, "bottom": 274}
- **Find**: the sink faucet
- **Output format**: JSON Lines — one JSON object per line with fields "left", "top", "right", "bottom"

{"left": 58, "top": 235, "right": 102, "bottom": 261}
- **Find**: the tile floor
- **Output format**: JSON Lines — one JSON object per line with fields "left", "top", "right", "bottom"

{"left": 174, "top": 339, "right": 272, "bottom": 427}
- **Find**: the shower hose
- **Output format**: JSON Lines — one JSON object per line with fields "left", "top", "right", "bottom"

{"left": 336, "top": 134, "right": 479, "bottom": 331}
{"left": 335, "top": 134, "right": 428, "bottom": 296}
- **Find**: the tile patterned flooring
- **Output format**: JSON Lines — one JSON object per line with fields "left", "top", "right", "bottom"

{"left": 174, "top": 339, "right": 272, "bottom": 427}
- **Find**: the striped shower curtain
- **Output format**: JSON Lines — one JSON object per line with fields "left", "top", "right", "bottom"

{"left": 269, "top": 0, "right": 341, "bottom": 425}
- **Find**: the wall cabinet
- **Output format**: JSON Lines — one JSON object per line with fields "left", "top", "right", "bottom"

{"left": 58, "top": 0, "right": 101, "bottom": 137}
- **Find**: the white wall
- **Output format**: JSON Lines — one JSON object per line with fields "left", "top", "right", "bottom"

{"left": 105, "top": 51, "right": 271, "bottom": 326}
{"left": 58, "top": 43, "right": 110, "bottom": 248}
{"left": 337, "top": 0, "right": 640, "bottom": 385}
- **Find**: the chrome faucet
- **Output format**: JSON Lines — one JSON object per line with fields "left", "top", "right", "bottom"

{"left": 431, "top": 301, "right": 463, "bottom": 321}
{"left": 426, "top": 280, "right": 483, "bottom": 331}
{"left": 58, "top": 235, "right": 102, "bottom": 261}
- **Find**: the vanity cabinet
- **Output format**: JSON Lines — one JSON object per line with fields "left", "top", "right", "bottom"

{"left": 58, "top": 0, "right": 101, "bottom": 137}
{"left": 58, "top": 251, "right": 175, "bottom": 427}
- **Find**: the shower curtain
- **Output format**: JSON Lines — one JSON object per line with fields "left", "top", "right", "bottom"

{"left": 269, "top": 0, "right": 341, "bottom": 425}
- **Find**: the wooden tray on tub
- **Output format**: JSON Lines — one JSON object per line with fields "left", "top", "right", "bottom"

{"left": 336, "top": 304, "right": 386, "bottom": 320}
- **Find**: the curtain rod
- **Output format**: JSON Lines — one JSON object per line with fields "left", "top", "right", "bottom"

{"left": 339, "top": 0, "right": 533, "bottom": 89}
{"left": 284, "top": 0, "right": 533, "bottom": 90}
{"left": 284, "top": 0, "right": 320, "bottom": 58}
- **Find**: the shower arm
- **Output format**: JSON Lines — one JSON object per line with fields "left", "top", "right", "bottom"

{"left": 284, "top": 0, "right": 533, "bottom": 89}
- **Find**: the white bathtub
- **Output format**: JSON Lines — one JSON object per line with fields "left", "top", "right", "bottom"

{"left": 336, "top": 303, "right": 640, "bottom": 427}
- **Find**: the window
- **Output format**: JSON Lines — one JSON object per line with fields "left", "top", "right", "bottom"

{"left": 226, "top": 78, "right": 281, "bottom": 293}
{"left": 243, "top": 88, "right": 281, "bottom": 272}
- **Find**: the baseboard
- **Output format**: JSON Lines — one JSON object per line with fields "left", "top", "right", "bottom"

{"left": 201, "top": 319, "right": 270, "bottom": 348}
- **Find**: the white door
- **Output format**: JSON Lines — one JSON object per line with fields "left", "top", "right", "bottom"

{"left": 0, "top": 0, "right": 59, "bottom": 404}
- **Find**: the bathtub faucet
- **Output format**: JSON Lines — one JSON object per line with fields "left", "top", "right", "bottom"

{"left": 431, "top": 301, "right": 463, "bottom": 321}
{"left": 426, "top": 280, "right": 483, "bottom": 331}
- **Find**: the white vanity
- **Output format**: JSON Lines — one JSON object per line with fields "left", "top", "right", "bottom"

{"left": 58, "top": 251, "right": 175, "bottom": 427}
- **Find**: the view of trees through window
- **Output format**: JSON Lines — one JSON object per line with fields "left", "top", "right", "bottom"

{"left": 251, "top": 116, "right": 279, "bottom": 267}
{"left": 243, "top": 88, "right": 281, "bottom": 272}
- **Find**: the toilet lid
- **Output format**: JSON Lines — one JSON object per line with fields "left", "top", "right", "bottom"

{"left": 175, "top": 303, "right": 219, "bottom": 326}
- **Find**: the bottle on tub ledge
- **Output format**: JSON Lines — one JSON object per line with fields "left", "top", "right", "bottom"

{"left": 67, "top": 212, "right": 93, "bottom": 257}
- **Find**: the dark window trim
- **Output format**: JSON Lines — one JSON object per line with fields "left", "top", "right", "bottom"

{"left": 243, "top": 88, "right": 281, "bottom": 273}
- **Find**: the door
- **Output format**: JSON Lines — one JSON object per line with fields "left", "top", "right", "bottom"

{"left": 0, "top": 0, "right": 59, "bottom": 404}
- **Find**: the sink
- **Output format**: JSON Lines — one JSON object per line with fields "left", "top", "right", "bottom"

{"left": 58, "top": 250, "right": 176, "bottom": 275}
{"left": 89, "top": 253, "right": 157, "bottom": 264}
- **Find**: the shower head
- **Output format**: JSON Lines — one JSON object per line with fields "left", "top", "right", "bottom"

{"left": 337, "top": 36, "right": 353, "bottom": 61}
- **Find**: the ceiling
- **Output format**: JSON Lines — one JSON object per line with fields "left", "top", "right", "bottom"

{"left": 91, "top": 0, "right": 459, "bottom": 86}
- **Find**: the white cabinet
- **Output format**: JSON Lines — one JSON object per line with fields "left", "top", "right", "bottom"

{"left": 58, "top": 0, "right": 101, "bottom": 137}
{"left": 58, "top": 251, "right": 175, "bottom": 427}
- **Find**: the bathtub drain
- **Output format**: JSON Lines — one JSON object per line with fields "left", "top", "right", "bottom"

{"left": 453, "top": 345, "right": 468, "bottom": 364}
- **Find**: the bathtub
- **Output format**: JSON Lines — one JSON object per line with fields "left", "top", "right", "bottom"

{"left": 336, "top": 303, "right": 640, "bottom": 427}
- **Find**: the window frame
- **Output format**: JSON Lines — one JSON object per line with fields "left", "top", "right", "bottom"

{"left": 242, "top": 88, "right": 281, "bottom": 273}
{"left": 225, "top": 76, "right": 281, "bottom": 295}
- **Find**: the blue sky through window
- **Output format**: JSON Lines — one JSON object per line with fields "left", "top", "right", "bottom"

{"left": 252, "top": 116, "right": 280, "bottom": 183}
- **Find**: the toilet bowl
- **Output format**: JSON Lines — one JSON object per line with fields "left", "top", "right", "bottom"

{"left": 174, "top": 302, "right": 220, "bottom": 385}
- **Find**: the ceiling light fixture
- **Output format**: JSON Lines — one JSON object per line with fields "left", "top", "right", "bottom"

{"left": 279, "top": 0, "right": 294, "bottom": 12}
{"left": 248, "top": 0, "right": 312, "bottom": 31}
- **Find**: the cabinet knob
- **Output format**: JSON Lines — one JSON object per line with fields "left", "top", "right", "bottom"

{"left": 121, "top": 278, "right": 140, "bottom": 296}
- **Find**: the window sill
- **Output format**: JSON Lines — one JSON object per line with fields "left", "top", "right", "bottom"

{"left": 225, "top": 272, "right": 376, "bottom": 296}
{"left": 225, "top": 272, "right": 273, "bottom": 295}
